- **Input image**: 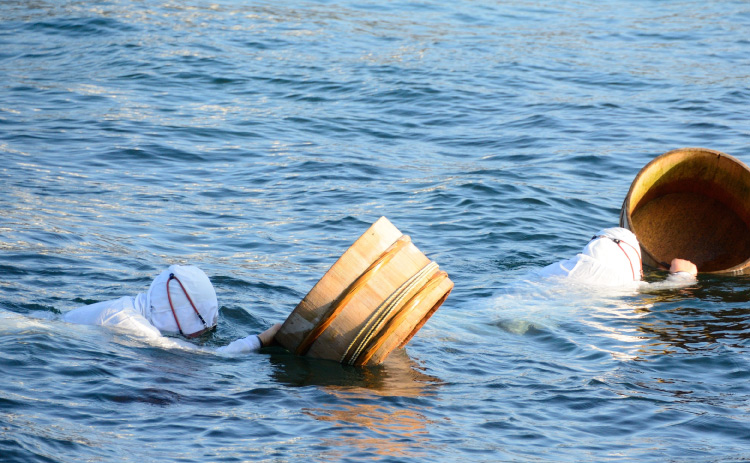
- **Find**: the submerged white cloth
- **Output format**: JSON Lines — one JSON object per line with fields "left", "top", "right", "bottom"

{"left": 535, "top": 227, "right": 695, "bottom": 289}
{"left": 537, "top": 227, "right": 643, "bottom": 287}
{"left": 63, "top": 265, "right": 262, "bottom": 354}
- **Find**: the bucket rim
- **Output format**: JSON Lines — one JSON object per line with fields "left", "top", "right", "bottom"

{"left": 620, "top": 147, "right": 750, "bottom": 274}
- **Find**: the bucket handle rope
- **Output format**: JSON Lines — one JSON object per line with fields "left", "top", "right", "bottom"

{"left": 341, "top": 261, "right": 439, "bottom": 365}
{"left": 355, "top": 270, "right": 450, "bottom": 366}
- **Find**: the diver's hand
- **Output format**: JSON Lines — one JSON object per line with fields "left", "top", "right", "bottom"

{"left": 669, "top": 258, "right": 697, "bottom": 277}
{"left": 257, "top": 323, "right": 282, "bottom": 348}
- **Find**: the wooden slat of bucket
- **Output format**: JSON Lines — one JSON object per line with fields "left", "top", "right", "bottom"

{"left": 275, "top": 217, "right": 403, "bottom": 352}
{"left": 294, "top": 235, "right": 415, "bottom": 357}
{"left": 305, "top": 240, "right": 430, "bottom": 362}
{"left": 356, "top": 271, "right": 453, "bottom": 366}
{"left": 341, "top": 261, "right": 440, "bottom": 365}
{"left": 276, "top": 216, "right": 453, "bottom": 365}
{"left": 397, "top": 273, "right": 453, "bottom": 349}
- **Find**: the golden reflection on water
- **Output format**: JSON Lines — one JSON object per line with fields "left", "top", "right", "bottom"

{"left": 270, "top": 348, "right": 441, "bottom": 458}
{"left": 270, "top": 347, "right": 442, "bottom": 395}
{"left": 302, "top": 398, "right": 433, "bottom": 460}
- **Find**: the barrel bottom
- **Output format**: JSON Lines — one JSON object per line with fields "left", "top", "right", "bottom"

{"left": 632, "top": 192, "right": 750, "bottom": 272}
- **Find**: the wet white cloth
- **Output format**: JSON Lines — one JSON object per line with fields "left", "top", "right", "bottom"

{"left": 534, "top": 227, "right": 696, "bottom": 289}
{"left": 63, "top": 265, "right": 262, "bottom": 354}
{"left": 63, "top": 294, "right": 161, "bottom": 338}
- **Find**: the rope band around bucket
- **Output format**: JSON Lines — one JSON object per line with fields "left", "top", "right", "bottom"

{"left": 354, "top": 270, "right": 450, "bottom": 366}
{"left": 341, "top": 261, "right": 439, "bottom": 365}
{"left": 294, "top": 235, "right": 413, "bottom": 356}
{"left": 397, "top": 273, "right": 451, "bottom": 350}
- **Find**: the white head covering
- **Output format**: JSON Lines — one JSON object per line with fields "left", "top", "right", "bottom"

{"left": 536, "top": 227, "right": 642, "bottom": 287}
{"left": 571, "top": 227, "right": 642, "bottom": 285}
{"left": 146, "top": 265, "right": 219, "bottom": 336}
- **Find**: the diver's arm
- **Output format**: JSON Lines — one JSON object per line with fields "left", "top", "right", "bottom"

{"left": 669, "top": 258, "right": 698, "bottom": 277}
{"left": 644, "top": 258, "right": 697, "bottom": 289}
{"left": 215, "top": 323, "right": 281, "bottom": 355}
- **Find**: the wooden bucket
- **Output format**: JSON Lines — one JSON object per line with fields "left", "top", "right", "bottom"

{"left": 620, "top": 147, "right": 750, "bottom": 274}
{"left": 275, "top": 217, "right": 453, "bottom": 366}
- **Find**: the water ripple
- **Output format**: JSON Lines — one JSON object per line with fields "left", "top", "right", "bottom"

{"left": 2, "top": 0, "right": 750, "bottom": 461}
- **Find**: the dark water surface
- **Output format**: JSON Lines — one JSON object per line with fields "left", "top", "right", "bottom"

{"left": 2, "top": 0, "right": 750, "bottom": 461}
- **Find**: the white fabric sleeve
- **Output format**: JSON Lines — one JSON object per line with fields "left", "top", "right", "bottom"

{"left": 642, "top": 271, "right": 697, "bottom": 290}
{"left": 63, "top": 297, "right": 131, "bottom": 325}
{"left": 65, "top": 298, "right": 264, "bottom": 355}
{"left": 666, "top": 271, "right": 698, "bottom": 284}
{"left": 215, "top": 334, "right": 263, "bottom": 355}
{"left": 64, "top": 296, "right": 163, "bottom": 339}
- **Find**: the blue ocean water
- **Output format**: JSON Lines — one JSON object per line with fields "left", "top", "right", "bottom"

{"left": 2, "top": 0, "right": 750, "bottom": 461}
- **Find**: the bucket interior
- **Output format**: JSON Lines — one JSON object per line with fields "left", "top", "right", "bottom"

{"left": 628, "top": 150, "right": 750, "bottom": 273}
{"left": 632, "top": 191, "right": 750, "bottom": 272}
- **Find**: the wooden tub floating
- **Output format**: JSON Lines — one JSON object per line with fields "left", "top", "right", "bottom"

{"left": 620, "top": 147, "right": 750, "bottom": 274}
{"left": 275, "top": 217, "right": 453, "bottom": 366}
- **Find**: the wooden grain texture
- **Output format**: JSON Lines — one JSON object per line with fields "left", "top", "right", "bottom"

{"left": 276, "top": 216, "right": 453, "bottom": 365}
{"left": 275, "top": 217, "right": 402, "bottom": 350}
{"left": 356, "top": 271, "right": 453, "bottom": 366}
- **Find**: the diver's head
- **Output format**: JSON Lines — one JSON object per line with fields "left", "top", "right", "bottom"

{"left": 583, "top": 227, "right": 642, "bottom": 282}
{"left": 148, "top": 265, "right": 219, "bottom": 337}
